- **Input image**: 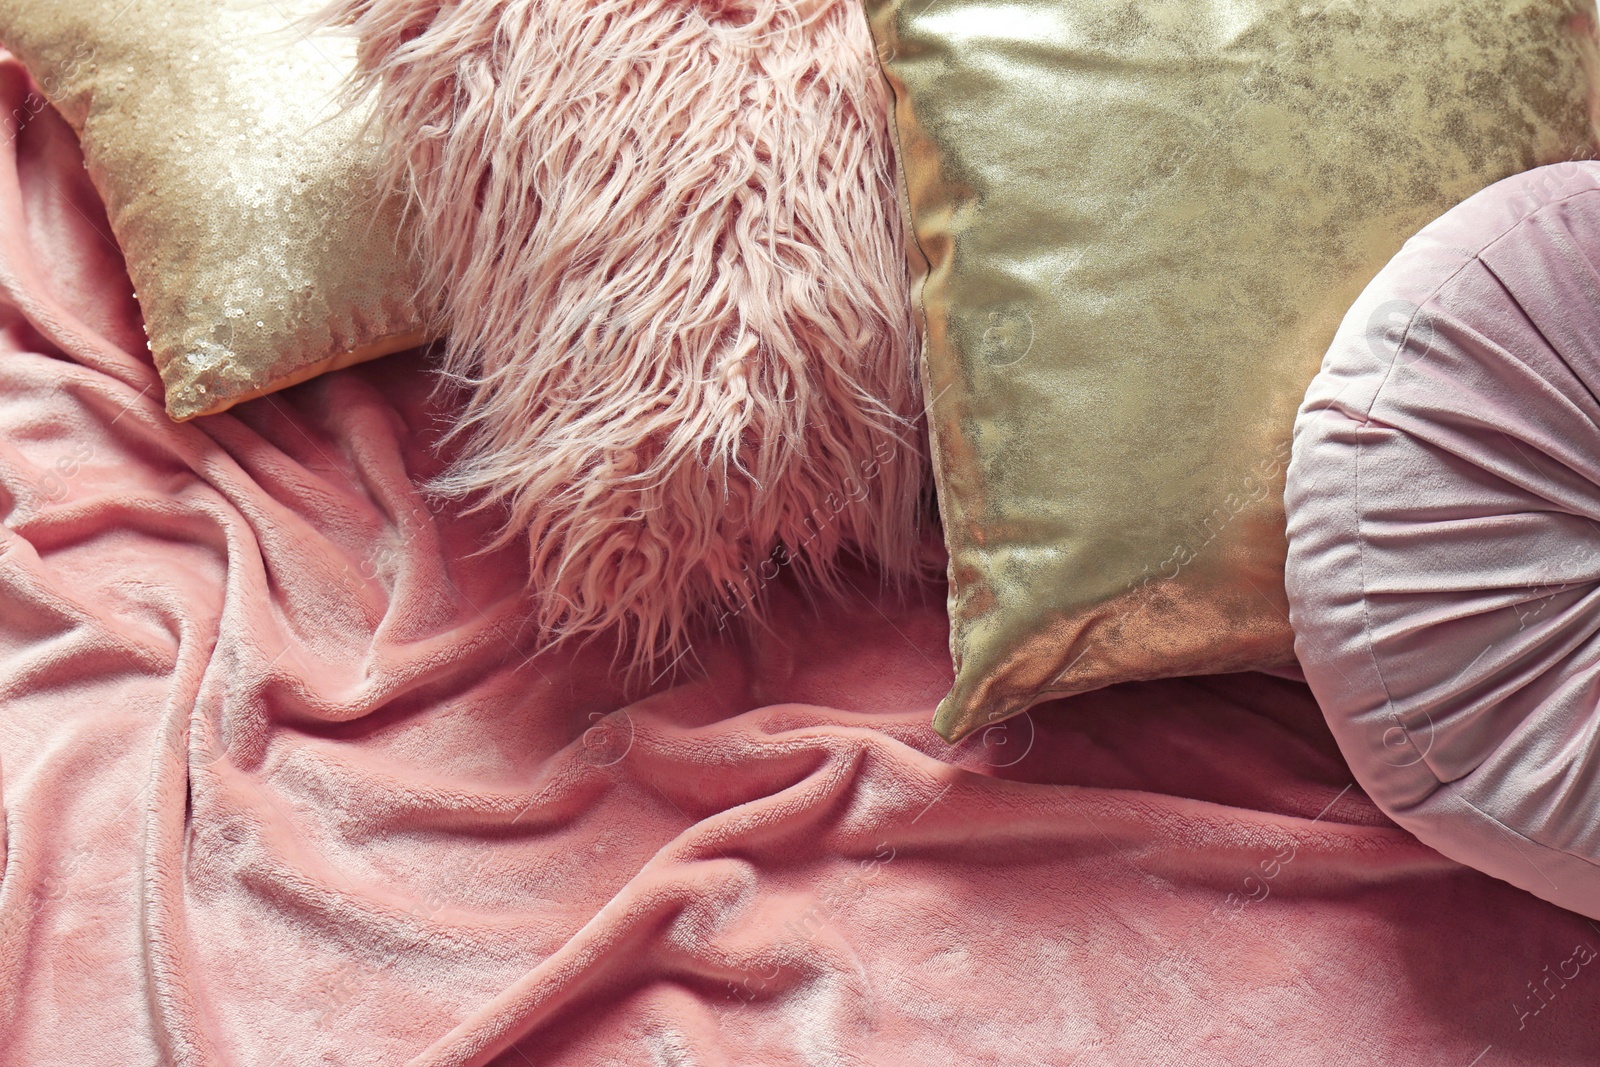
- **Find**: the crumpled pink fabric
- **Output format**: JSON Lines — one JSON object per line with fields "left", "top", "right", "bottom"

{"left": 1, "top": 55, "right": 1599, "bottom": 1066}
{"left": 1287, "top": 160, "right": 1600, "bottom": 922}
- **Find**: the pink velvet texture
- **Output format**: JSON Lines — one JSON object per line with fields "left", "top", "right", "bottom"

{"left": 3, "top": 59, "right": 1600, "bottom": 1066}
{"left": 312, "top": 0, "right": 929, "bottom": 670}
{"left": 1286, "top": 161, "right": 1600, "bottom": 921}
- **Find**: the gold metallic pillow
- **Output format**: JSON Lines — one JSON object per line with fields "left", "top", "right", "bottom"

{"left": 0, "top": 0, "right": 429, "bottom": 420}
{"left": 865, "top": 0, "right": 1600, "bottom": 740}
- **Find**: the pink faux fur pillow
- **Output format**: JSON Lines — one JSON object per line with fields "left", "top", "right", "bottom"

{"left": 315, "top": 0, "right": 929, "bottom": 666}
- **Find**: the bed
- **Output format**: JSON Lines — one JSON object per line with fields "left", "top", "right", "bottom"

{"left": 1, "top": 57, "right": 1598, "bottom": 1066}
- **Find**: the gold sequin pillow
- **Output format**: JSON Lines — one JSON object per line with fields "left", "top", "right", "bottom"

{"left": 0, "top": 0, "right": 429, "bottom": 419}
{"left": 865, "top": 0, "right": 1600, "bottom": 740}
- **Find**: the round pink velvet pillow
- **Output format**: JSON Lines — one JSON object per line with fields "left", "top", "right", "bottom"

{"left": 1285, "top": 161, "right": 1600, "bottom": 919}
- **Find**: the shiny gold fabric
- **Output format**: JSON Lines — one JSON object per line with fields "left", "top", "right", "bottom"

{"left": 0, "top": 0, "right": 428, "bottom": 420}
{"left": 865, "top": 0, "right": 1600, "bottom": 741}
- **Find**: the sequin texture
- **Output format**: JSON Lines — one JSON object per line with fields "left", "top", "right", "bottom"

{"left": 0, "top": 0, "right": 429, "bottom": 419}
